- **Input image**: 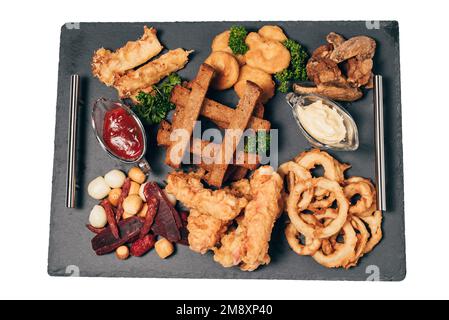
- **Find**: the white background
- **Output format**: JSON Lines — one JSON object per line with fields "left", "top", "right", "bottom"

{"left": 0, "top": 0, "right": 447, "bottom": 300}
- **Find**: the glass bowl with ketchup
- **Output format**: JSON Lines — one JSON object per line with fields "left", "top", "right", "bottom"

{"left": 92, "top": 98, "right": 150, "bottom": 173}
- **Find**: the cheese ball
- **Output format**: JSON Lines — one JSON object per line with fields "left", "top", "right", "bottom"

{"left": 128, "top": 167, "right": 146, "bottom": 184}
{"left": 155, "top": 238, "right": 174, "bottom": 259}
{"left": 104, "top": 169, "right": 126, "bottom": 188}
{"left": 108, "top": 188, "right": 122, "bottom": 207}
{"left": 89, "top": 205, "right": 107, "bottom": 228}
{"left": 88, "top": 176, "right": 111, "bottom": 200}
{"left": 115, "top": 246, "right": 129, "bottom": 260}
{"left": 123, "top": 194, "right": 143, "bottom": 215}
{"left": 129, "top": 181, "right": 141, "bottom": 196}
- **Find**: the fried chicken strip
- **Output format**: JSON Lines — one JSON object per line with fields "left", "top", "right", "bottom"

{"left": 213, "top": 166, "right": 284, "bottom": 271}
{"left": 187, "top": 179, "right": 251, "bottom": 254}
{"left": 166, "top": 171, "right": 248, "bottom": 221}
{"left": 114, "top": 48, "right": 191, "bottom": 98}
{"left": 92, "top": 26, "right": 163, "bottom": 86}
{"left": 187, "top": 209, "right": 229, "bottom": 254}
{"left": 166, "top": 170, "right": 249, "bottom": 254}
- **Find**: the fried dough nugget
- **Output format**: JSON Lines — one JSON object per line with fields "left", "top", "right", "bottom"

{"left": 205, "top": 51, "right": 240, "bottom": 90}
{"left": 211, "top": 30, "right": 246, "bottom": 66}
{"left": 234, "top": 65, "right": 274, "bottom": 103}
{"left": 244, "top": 32, "right": 291, "bottom": 74}
{"left": 258, "top": 25, "right": 288, "bottom": 42}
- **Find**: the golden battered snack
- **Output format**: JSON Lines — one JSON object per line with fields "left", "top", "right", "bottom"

{"left": 165, "top": 170, "right": 248, "bottom": 221}
{"left": 213, "top": 166, "right": 284, "bottom": 271}
{"left": 294, "top": 149, "right": 350, "bottom": 184}
{"left": 361, "top": 210, "right": 383, "bottom": 254}
{"left": 244, "top": 32, "right": 291, "bottom": 74}
{"left": 211, "top": 30, "right": 246, "bottom": 65}
{"left": 285, "top": 220, "right": 322, "bottom": 256}
{"left": 312, "top": 218, "right": 358, "bottom": 268}
{"left": 205, "top": 51, "right": 240, "bottom": 90}
{"left": 344, "top": 177, "right": 377, "bottom": 217}
{"left": 114, "top": 48, "right": 191, "bottom": 99}
{"left": 187, "top": 209, "right": 229, "bottom": 254}
{"left": 92, "top": 26, "right": 163, "bottom": 86}
{"left": 287, "top": 178, "right": 349, "bottom": 239}
{"left": 234, "top": 65, "right": 275, "bottom": 103}
{"left": 258, "top": 25, "right": 288, "bottom": 43}
{"left": 279, "top": 149, "right": 383, "bottom": 269}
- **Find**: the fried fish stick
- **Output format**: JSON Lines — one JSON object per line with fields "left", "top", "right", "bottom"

{"left": 92, "top": 26, "right": 163, "bottom": 86}
{"left": 114, "top": 48, "right": 191, "bottom": 98}
{"left": 171, "top": 85, "right": 271, "bottom": 131}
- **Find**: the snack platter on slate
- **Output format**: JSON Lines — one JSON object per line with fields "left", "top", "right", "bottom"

{"left": 48, "top": 21, "right": 405, "bottom": 281}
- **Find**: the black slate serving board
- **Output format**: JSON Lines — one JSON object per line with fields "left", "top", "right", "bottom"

{"left": 48, "top": 21, "right": 405, "bottom": 281}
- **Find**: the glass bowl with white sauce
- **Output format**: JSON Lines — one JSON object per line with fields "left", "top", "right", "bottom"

{"left": 286, "top": 92, "right": 359, "bottom": 151}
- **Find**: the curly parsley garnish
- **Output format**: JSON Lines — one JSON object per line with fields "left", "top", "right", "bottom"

{"left": 275, "top": 39, "right": 309, "bottom": 93}
{"left": 229, "top": 26, "right": 249, "bottom": 55}
{"left": 133, "top": 73, "right": 182, "bottom": 125}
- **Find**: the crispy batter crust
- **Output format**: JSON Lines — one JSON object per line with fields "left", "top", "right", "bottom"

{"left": 92, "top": 26, "right": 163, "bottom": 86}
{"left": 114, "top": 48, "right": 191, "bottom": 98}
{"left": 213, "top": 167, "right": 284, "bottom": 271}
{"left": 165, "top": 171, "right": 248, "bottom": 221}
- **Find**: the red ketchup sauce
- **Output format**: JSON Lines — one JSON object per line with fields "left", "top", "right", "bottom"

{"left": 103, "top": 107, "right": 144, "bottom": 161}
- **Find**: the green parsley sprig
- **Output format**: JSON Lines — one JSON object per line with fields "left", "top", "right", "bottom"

{"left": 133, "top": 73, "right": 182, "bottom": 125}
{"left": 275, "top": 39, "right": 309, "bottom": 93}
{"left": 229, "top": 26, "right": 249, "bottom": 55}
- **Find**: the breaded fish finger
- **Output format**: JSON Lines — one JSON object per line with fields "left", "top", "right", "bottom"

{"left": 92, "top": 26, "right": 163, "bottom": 86}
{"left": 114, "top": 48, "right": 191, "bottom": 98}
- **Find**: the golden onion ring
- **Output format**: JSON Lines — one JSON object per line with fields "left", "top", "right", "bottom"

{"left": 312, "top": 178, "right": 349, "bottom": 239}
{"left": 285, "top": 221, "right": 322, "bottom": 256}
{"left": 312, "top": 220, "right": 357, "bottom": 268}
{"left": 278, "top": 161, "right": 312, "bottom": 193}
{"left": 287, "top": 178, "right": 348, "bottom": 239}
{"left": 287, "top": 180, "right": 315, "bottom": 238}
{"left": 278, "top": 161, "right": 312, "bottom": 182}
{"left": 343, "top": 216, "right": 370, "bottom": 269}
{"left": 344, "top": 177, "right": 376, "bottom": 217}
{"left": 361, "top": 210, "right": 383, "bottom": 254}
{"left": 295, "top": 149, "right": 349, "bottom": 183}
{"left": 308, "top": 190, "right": 336, "bottom": 211}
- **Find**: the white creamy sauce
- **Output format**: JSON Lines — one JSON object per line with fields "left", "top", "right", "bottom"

{"left": 296, "top": 100, "right": 346, "bottom": 145}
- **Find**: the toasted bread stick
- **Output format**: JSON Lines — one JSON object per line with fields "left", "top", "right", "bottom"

{"left": 157, "top": 121, "right": 258, "bottom": 170}
{"left": 207, "top": 81, "right": 262, "bottom": 187}
{"left": 229, "top": 103, "right": 266, "bottom": 181}
{"left": 171, "top": 85, "right": 270, "bottom": 131}
{"left": 165, "top": 64, "right": 215, "bottom": 168}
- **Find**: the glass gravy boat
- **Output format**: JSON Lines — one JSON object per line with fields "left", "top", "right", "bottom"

{"left": 91, "top": 98, "right": 151, "bottom": 173}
